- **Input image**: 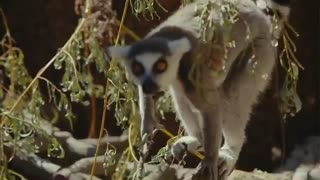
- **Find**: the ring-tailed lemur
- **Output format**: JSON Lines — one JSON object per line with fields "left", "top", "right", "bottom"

{"left": 107, "top": 0, "right": 291, "bottom": 179}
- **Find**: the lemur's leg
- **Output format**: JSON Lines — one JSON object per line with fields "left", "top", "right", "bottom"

{"left": 218, "top": 16, "right": 276, "bottom": 180}
{"left": 138, "top": 86, "right": 163, "bottom": 137}
{"left": 194, "top": 100, "right": 223, "bottom": 180}
{"left": 169, "top": 82, "right": 204, "bottom": 159}
{"left": 218, "top": 99, "right": 251, "bottom": 179}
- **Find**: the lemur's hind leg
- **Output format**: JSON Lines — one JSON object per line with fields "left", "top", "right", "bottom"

{"left": 218, "top": 21, "right": 276, "bottom": 180}
{"left": 218, "top": 97, "right": 252, "bottom": 179}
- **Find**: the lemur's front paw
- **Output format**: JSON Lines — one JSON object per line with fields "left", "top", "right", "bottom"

{"left": 141, "top": 118, "right": 164, "bottom": 137}
{"left": 218, "top": 148, "right": 236, "bottom": 180}
{"left": 171, "top": 136, "right": 201, "bottom": 160}
{"left": 193, "top": 158, "right": 218, "bottom": 180}
{"left": 139, "top": 121, "right": 164, "bottom": 159}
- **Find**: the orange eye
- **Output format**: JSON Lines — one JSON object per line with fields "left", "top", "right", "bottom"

{"left": 131, "top": 61, "right": 144, "bottom": 76}
{"left": 154, "top": 58, "right": 167, "bottom": 73}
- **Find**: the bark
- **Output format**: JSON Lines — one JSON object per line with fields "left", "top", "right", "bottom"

{"left": 9, "top": 153, "right": 103, "bottom": 180}
{"left": 126, "top": 164, "right": 293, "bottom": 180}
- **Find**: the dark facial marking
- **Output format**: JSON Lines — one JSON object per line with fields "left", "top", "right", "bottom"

{"left": 142, "top": 77, "right": 159, "bottom": 94}
{"left": 128, "top": 38, "right": 170, "bottom": 58}
{"left": 131, "top": 60, "right": 145, "bottom": 76}
{"left": 153, "top": 57, "right": 168, "bottom": 74}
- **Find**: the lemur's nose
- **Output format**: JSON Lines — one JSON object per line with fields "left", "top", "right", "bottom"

{"left": 142, "top": 78, "right": 158, "bottom": 94}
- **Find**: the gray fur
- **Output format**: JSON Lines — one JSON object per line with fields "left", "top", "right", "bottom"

{"left": 107, "top": 0, "right": 290, "bottom": 179}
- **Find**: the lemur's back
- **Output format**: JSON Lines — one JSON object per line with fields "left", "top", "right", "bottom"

{"left": 148, "top": 0, "right": 264, "bottom": 36}
{"left": 147, "top": 0, "right": 275, "bottom": 89}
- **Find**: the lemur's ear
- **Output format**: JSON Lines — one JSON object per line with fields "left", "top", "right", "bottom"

{"left": 168, "top": 38, "right": 191, "bottom": 55}
{"left": 106, "top": 46, "right": 130, "bottom": 60}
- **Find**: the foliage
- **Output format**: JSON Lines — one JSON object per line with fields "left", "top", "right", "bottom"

{"left": 0, "top": 0, "right": 303, "bottom": 179}
{"left": 0, "top": 8, "right": 67, "bottom": 179}
{"left": 130, "top": 0, "right": 168, "bottom": 19}
{"left": 278, "top": 22, "right": 302, "bottom": 119}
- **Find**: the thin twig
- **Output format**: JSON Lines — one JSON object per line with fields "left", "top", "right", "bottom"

{"left": 0, "top": 19, "right": 86, "bottom": 127}
{"left": 60, "top": 50, "right": 80, "bottom": 82}
{"left": 89, "top": 0, "right": 130, "bottom": 179}
{"left": 128, "top": 123, "right": 139, "bottom": 162}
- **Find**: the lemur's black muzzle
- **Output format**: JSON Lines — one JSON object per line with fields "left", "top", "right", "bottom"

{"left": 142, "top": 78, "right": 159, "bottom": 94}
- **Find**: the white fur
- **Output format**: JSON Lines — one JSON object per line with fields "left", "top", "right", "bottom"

{"left": 168, "top": 38, "right": 192, "bottom": 54}
{"left": 171, "top": 136, "right": 202, "bottom": 158}
{"left": 135, "top": 53, "right": 163, "bottom": 74}
{"left": 256, "top": 0, "right": 268, "bottom": 9}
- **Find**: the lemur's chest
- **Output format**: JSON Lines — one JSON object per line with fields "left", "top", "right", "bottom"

{"left": 169, "top": 79, "right": 219, "bottom": 111}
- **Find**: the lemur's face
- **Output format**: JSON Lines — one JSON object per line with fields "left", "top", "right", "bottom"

{"left": 107, "top": 37, "right": 191, "bottom": 95}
